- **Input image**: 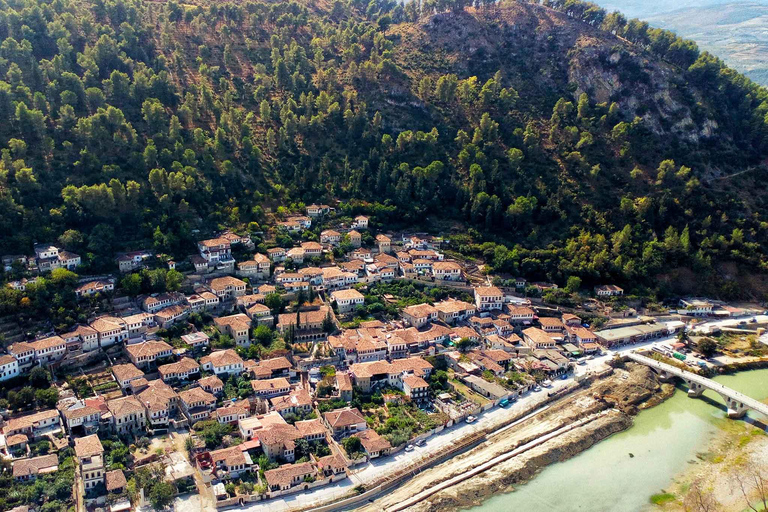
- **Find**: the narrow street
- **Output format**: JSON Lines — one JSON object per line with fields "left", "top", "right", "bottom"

{"left": 171, "top": 431, "right": 216, "bottom": 512}
{"left": 74, "top": 463, "right": 85, "bottom": 512}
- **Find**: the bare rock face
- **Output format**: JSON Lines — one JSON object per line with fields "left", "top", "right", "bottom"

{"left": 566, "top": 40, "right": 714, "bottom": 143}
{"left": 402, "top": 4, "right": 727, "bottom": 146}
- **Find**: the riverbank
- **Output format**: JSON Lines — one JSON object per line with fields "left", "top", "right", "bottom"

{"left": 652, "top": 419, "right": 768, "bottom": 511}
{"left": 358, "top": 363, "right": 672, "bottom": 512}
{"left": 467, "top": 366, "right": 768, "bottom": 512}
{"left": 648, "top": 374, "right": 768, "bottom": 512}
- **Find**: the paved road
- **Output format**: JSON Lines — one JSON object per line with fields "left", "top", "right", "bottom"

{"left": 204, "top": 329, "right": 731, "bottom": 512}
{"left": 241, "top": 339, "right": 687, "bottom": 512}
{"left": 385, "top": 410, "right": 612, "bottom": 512}
{"left": 238, "top": 377, "right": 578, "bottom": 512}
{"left": 689, "top": 314, "right": 768, "bottom": 333}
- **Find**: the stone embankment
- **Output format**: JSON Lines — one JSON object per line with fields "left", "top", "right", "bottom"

{"left": 358, "top": 364, "right": 672, "bottom": 512}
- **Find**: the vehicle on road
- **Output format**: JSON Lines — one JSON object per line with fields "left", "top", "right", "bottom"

{"left": 465, "top": 415, "right": 477, "bottom": 424}
{"left": 561, "top": 374, "right": 568, "bottom": 380}
{"left": 405, "top": 445, "right": 415, "bottom": 452}
{"left": 750, "top": 317, "right": 757, "bottom": 323}
{"left": 541, "top": 380, "right": 553, "bottom": 388}
{"left": 533, "top": 385, "right": 542, "bottom": 392}
{"left": 577, "top": 359, "right": 587, "bottom": 366}
{"left": 498, "top": 399, "right": 509, "bottom": 407}
{"left": 415, "top": 438, "right": 425, "bottom": 446}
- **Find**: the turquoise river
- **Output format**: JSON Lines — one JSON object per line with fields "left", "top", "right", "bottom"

{"left": 471, "top": 368, "right": 768, "bottom": 512}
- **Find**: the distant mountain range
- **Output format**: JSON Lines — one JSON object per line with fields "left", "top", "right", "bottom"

{"left": 595, "top": 1, "right": 768, "bottom": 85}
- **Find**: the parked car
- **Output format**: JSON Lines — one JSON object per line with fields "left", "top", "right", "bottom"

{"left": 415, "top": 438, "right": 425, "bottom": 446}
{"left": 466, "top": 415, "right": 477, "bottom": 424}
{"left": 405, "top": 445, "right": 415, "bottom": 452}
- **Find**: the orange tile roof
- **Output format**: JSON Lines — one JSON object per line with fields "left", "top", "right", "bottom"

{"left": 201, "top": 349, "right": 244, "bottom": 368}
{"left": 105, "top": 469, "right": 127, "bottom": 491}
{"left": 74, "top": 434, "right": 103, "bottom": 458}
{"left": 322, "top": 407, "right": 365, "bottom": 428}
{"left": 251, "top": 378, "right": 290, "bottom": 393}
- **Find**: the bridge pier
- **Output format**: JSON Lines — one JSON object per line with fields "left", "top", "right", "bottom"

{"left": 628, "top": 353, "right": 768, "bottom": 421}
{"left": 686, "top": 380, "right": 706, "bottom": 398}
{"left": 721, "top": 394, "right": 748, "bottom": 419}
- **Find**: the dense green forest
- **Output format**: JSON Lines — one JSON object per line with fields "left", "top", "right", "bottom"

{"left": 0, "top": 0, "right": 768, "bottom": 297}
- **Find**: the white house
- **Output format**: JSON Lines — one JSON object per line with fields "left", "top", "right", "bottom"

{"left": 474, "top": 286, "right": 504, "bottom": 311}
{"left": 200, "top": 350, "right": 244, "bottom": 377}
{"left": 0, "top": 355, "right": 19, "bottom": 381}
{"left": 595, "top": 285, "right": 624, "bottom": 297}
{"left": 331, "top": 289, "right": 365, "bottom": 313}
{"left": 432, "top": 261, "right": 462, "bottom": 281}
{"left": 352, "top": 216, "right": 369, "bottom": 229}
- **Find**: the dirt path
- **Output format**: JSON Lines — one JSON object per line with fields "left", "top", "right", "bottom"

{"left": 171, "top": 431, "right": 216, "bottom": 512}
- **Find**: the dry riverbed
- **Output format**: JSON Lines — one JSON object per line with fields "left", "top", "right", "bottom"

{"left": 358, "top": 363, "right": 673, "bottom": 512}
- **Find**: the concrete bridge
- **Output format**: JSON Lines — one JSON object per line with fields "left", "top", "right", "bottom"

{"left": 626, "top": 352, "right": 768, "bottom": 419}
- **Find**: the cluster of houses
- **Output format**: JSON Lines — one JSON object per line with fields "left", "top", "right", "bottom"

{"left": 184, "top": 218, "right": 462, "bottom": 289}
{"left": 0, "top": 213, "right": 647, "bottom": 507}
{"left": 4, "top": 243, "right": 82, "bottom": 288}
{"left": 0, "top": 279, "right": 610, "bottom": 507}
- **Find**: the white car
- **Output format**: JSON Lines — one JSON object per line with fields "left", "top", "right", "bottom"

{"left": 466, "top": 415, "right": 477, "bottom": 424}
{"left": 405, "top": 444, "right": 415, "bottom": 452}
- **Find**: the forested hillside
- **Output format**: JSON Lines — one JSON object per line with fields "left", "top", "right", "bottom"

{"left": 1, "top": 0, "right": 768, "bottom": 297}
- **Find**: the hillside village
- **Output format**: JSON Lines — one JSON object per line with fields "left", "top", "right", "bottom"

{"left": 0, "top": 206, "right": 760, "bottom": 511}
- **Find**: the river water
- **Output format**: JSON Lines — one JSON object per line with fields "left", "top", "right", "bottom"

{"left": 472, "top": 369, "right": 768, "bottom": 512}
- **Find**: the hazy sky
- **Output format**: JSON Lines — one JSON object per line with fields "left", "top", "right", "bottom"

{"left": 595, "top": 0, "right": 768, "bottom": 18}
{"left": 591, "top": 0, "right": 768, "bottom": 85}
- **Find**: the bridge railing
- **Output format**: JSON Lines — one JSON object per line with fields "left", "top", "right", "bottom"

{"left": 626, "top": 352, "right": 768, "bottom": 416}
